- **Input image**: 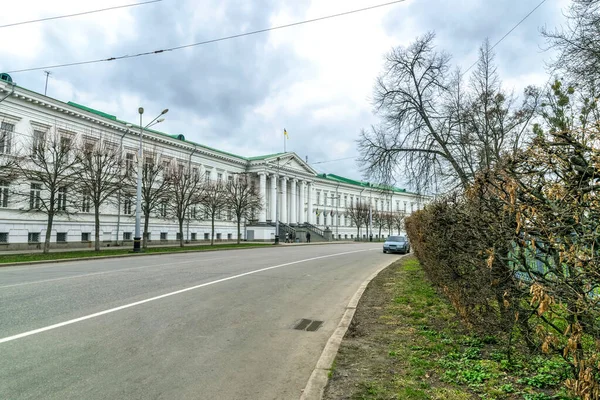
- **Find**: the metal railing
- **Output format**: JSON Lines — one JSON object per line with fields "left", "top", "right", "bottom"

{"left": 303, "top": 222, "right": 324, "bottom": 238}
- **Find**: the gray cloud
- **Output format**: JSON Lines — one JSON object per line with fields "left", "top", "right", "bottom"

{"left": 1, "top": 0, "right": 573, "bottom": 190}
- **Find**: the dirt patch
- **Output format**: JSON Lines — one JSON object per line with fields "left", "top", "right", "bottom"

{"left": 322, "top": 257, "right": 574, "bottom": 400}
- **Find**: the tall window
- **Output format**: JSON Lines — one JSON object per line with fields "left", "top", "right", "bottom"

{"left": 217, "top": 173, "right": 223, "bottom": 182}
{"left": 316, "top": 191, "right": 320, "bottom": 205}
{"left": 190, "top": 206, "right": 197, "bottom": 219}
{"left": 0, "top": 180, "right": 8, "bottom": 208}
{"left": 205, "top": 171, "right": 211, "bottom": 182}
{"left": 404, "top": 201, "right": 407, "bottom": 213}
{"left": 344, "top": 195, "right": 347, "bottom": 207}
{"left": 123, "top": 197, "right": 133, "bottom": 214}
{"left": 125, "top": 153, "right": 134, "bottom": 176}
{"left": 60, "top": 135, "right": 72, "bottom": 153}
{"left": 81, "top": 192, "right": 91, "bottom": 213}
{"left": 57, "top": 187, "right": 67, "bottom": 211}
{"left": 192, "top": 167, "right": 199, "bottom": 179}
{"left": 228, "top": 175, "right": 234, "bottom": 184}
{"left": 0, "top": 122, "right": 14, "bottom": 154}
{"left": 30, "top": 183, "right": 41, "bottom": 209}
{"left": 160, "top": 201, "right": 167, "bottom": 217}
{"left": 396, "top": 201, "right": 400, "bottom": 211}
{"left": 32, "top": 130, "right": 45, "bottom": 157}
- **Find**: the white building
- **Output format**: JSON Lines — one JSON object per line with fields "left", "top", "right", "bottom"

{"left": 0, "top": 74, "right": 427, "bottom": 250}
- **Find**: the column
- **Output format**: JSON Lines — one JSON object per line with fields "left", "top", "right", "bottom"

{"left": 307, "top": 182, "right": 313, "bottom": 224}
{"left": 290, "top": 178, "right": 297, "bottom": 224}
{"left": 270, "top": 175, "right": 277, "bottom": 222}
{"left": 280, "top": 176, "right": 288, "bottom": 223}
{"left": 299, "top": 181, "right": 306, "bottom": 224}
{"left": 258, "top": 172, "right": 267, "bottom": 223}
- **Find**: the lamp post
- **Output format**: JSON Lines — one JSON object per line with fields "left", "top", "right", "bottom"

{"left": 275, "top": 157, "right": 280, "bottom": 244}
{"left": 133, "top": 107, "right": 168, "bottom": 253}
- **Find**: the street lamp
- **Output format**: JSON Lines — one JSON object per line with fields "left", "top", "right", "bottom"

{"left": 133, "top": 107, "right": 168, "bottom": 252}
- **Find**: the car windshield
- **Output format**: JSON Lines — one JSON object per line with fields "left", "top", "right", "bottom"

{"left": 387, "top": 236, "right": 406, "bottom": 242}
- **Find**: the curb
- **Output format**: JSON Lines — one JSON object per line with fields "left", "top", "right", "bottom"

{"left": 0, "top": 245, "right": 272, "bottom": 268}
{"left": 299, "top": 254, "right": 407, "bottom": 400}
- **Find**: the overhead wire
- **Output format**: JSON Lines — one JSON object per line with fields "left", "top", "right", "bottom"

{"left": 7, "top": 0, "right": 407, "bottom": 74}
{"left": 0, "top": 0, "right": 163, "bottom": 29}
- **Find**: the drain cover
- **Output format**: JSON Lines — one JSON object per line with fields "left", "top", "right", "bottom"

{"left": 294, "top": 319, "right": 324, "bottom": 332}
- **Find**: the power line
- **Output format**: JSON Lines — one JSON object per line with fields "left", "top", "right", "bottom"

{"left": 7, "top": 0, "right": 407, "bottom": 74}
{"left": 0, "top": 0, "right": 163, "bottom": 29}
{"left": 311, "top": 156, "right": 357, "bottom": 165}
{"left": 461, "top": 0, "right": 548, "bottom": 76}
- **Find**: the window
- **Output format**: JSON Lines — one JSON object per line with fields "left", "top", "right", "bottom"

{"left": 204, "top": 233, "right": 209, "bottom": 240}
{"left": 160, "top": 232, "right": 167, "bottom": 240}
{"left": 32, "top": 130, "right": 45, "bottom": 157}
{"left": 317, "top": 214, "right": 320, "bottom": 225}
{"left": 191, "top": 233, "right": 197, "bottom": 241}
{"left": 316, "top": 191, "right": 320, "bottom": 205}
{"left": 217, "top": 209, "right": 222, "bottom": 220}
{"left": 217, "top": 173, "right": 223, "bottom": 182}
{"left": 0, "top": 122, "right": 14, "bottom": 154}
{"left": 160, "top": 201, "right": 167, "bottom": 217}
{"left": 410, "top": 202, "right": 414, "bottom": 213}
{"left": 227, "top": 209, "right": 232, "bottom": 220}
{"left": 404, "top": 201, "right": 407, "bottom": 213}
{"left": 30, "top": 183, "right": 41, "bottom": 209}
{"left": 123, "top": 232, "right": 132, "bottom": 241}
{"left": 190, "top": 206, "right": 197, "bottom": 219}
{"left": 0, "top": 180, "right": 8, "bottom": 208}
{"left": 178, "top": 164, "right": 184, "bottom": 174}
{"left": 216, "top": 233, "right": 222, "bottom": 240}
{"left": 81, "top": 192, "right": 91, "bottom": 213}
{"left": 123, "top": 197, "right": 133, "bottom": 214}
{"left": 396, "top": 201, "right": 400, "bottom": 211}
{"left": 227, "top": 233, "right": 232, "bottom": 240}
{"left": 337, "top": 215, "right": 341, "bottom": 226}
{"left": 58, "top": 186, "right": 67, "bottom": 211}
{"left": 145, "top": 232, "right": 151, "bottom": 241}
{"left": 162, "top": 159, "right": 171, "bottom": 173}
{"left": 0, "top": 232, "right": 8, "bottom": 243}
{"left": 81, "top": 232, "right": 90, "bottom": 241}
{"left": 83, "top": 141, "right": 95, "bottom": 155}
{"left": 145, "top": 156, "right": 154, "bottom": 166}
{"left": 344, "top": 195, "right": 347, "bottom": 207}
{"left": 192, "top": 167, "right": 199, "bottom": 179}
{"left": 176, "top": 232, "right": 181, "bottom": 240}
{"left": 227, "top": 175, "right": 233, "bottom": 183}
{"left": 28, "top": 232, "right": 40, "bottom": 243}
{"left": 60, "top": 135, "right": 72, "bottom": 152}
{"left": 125, "top": 153, "right": 134, "bottom": 176}
{"left": 57, "top": 232, "right": 67, "bottom": 243}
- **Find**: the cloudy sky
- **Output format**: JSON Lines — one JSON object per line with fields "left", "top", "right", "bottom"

{"left": 1, "top": 0, "right": 570, "bottom": 189}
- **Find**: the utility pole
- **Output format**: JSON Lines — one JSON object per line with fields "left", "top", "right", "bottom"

{"left": 44, "top": 71, "right": 51, "bottom": 96}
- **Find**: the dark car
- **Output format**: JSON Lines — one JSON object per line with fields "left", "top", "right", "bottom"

{"left": 383, "top": 235, "right": 410, "bottom": 254}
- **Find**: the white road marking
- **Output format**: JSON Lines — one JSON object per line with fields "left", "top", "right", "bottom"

{"left": 0, "top": 248, "right": 377, "bottom": 344}
{"left": 0, "top": 256, "right": 236, "bottom": 289}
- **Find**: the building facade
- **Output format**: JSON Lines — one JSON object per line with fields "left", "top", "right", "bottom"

{"left": 0, "top": 75, "right": 427, "bottom": 250}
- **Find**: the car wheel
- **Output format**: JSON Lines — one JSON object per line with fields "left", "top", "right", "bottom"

{"left": 383, "top": 250, "right": 387, "bottom": 254}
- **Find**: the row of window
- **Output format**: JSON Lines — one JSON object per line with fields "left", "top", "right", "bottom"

{"left": 313, "top": 192, "right": 415, "bottom": 213}
{"left": 0, "top": 231, "right": 236, "bottom": 244}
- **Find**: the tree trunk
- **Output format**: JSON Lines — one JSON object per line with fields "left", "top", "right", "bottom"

{"left": 178, "top": 218, "right": 184, "bottom": 247}
{"left": 211, "top": 215, "right": 215, "bottom": 245}
{"left": 94, "top": 206, "right": 101, "bottom": 251}
{"left": 43, "top": 212, "right": 54, "bottom": 254}
{"left": 143, "top": 212, "right": 150, "bottom": 249}
{"left": 237, "top": 218, "right": 241, "bottom": 244}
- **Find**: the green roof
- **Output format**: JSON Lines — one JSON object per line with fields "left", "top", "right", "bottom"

{"left": 67, "top": 102, "right": 117, "bottom": 121}
{"left": 317, "top": 173, "right": 407, "bottom": 193}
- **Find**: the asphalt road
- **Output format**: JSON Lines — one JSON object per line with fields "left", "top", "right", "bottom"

{"left": 0, "top": 243, "right": 396, "bottom": 400}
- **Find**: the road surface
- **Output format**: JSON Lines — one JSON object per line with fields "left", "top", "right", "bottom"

{"left": 0, "top": 243, "right": 395, "bottom": 399}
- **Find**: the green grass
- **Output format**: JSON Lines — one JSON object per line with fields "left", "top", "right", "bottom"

{"left": 0, "top": 242, "right": 272, "bottom": 264}
{"left": 325, "top": 257, "right": 578, "bottom": 400}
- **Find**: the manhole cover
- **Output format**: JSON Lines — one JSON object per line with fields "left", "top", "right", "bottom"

{"left": 294, "top": 319, "right": 324, "bottom": 332}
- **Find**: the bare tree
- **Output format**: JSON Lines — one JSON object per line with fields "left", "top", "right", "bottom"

{"left": 200, "top": 179, "right": 227, "bottom": 245}
{"left": 373, "top": 209, "right": 386, "bottom": 238}
{"left": 129, "top": 148, "right": 171, "bottom": 249}
{"left": 542, "top": 0, "right": 600, "bottom": 89}
{"left": 165, "top": 161, "right": 203, "bottom": 248}
{"left": 72, "top": 135, "right": 122, "bottom": 251}
{"left": 359, "top": 34, "right": 539, "bottom": 193}
{"left": 224, "top": 173, "right": 262, "bottom": 244}
{"left": 393, "top": 211, "right": 406, "bottom": 235}
{"left": 17, "top": 128, "right": 78, "bottom": 253}
{"left": 346, "top": 200, "right": 370, "bottom": 240}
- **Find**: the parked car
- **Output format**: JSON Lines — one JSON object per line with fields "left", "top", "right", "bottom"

{"left": 383, "top": 235, "right": 410, "bottom": 254}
